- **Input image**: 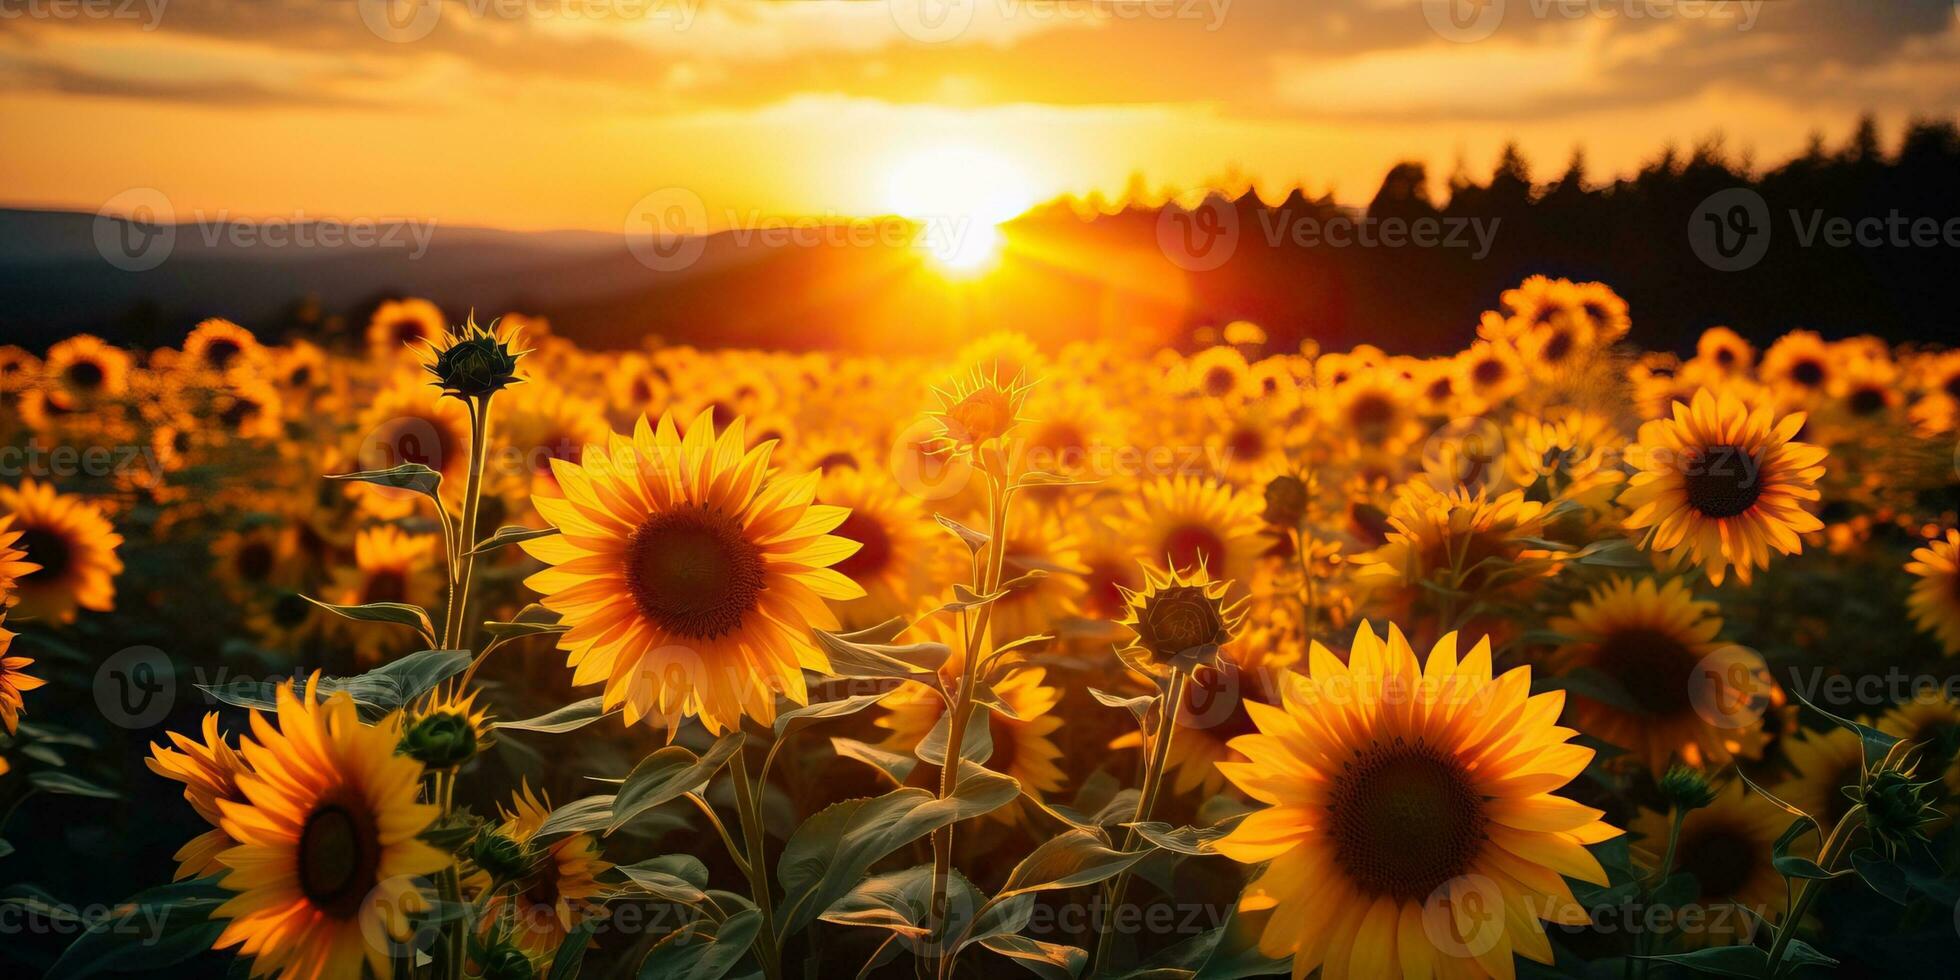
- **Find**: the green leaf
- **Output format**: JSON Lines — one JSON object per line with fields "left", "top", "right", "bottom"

{"left": 830, "top": 736, "right": 919, "bottom": 785}
{"left": 978, "top": 934, "right": 1087, "bottom": 980}
{"left": 0, "top": 838, "right": 12, "bottom": 859}
{"left": 46, "top": 879, "right": 228, "bottom": 980}
{"left": 547, "top": 917, "right": 596, "bottom": 980}
{"left": 934, "top": 514, "right": 989, "bottom": 553}
{"left": 813, "top": 627, "right": 944, "bottom": 687}
{"left": 198, "top": 649, "right": 469, "bottom": 722}
{"left": 1636, "top": 945, "right": 1770, "bottom": 978}
{"left": 1851, "top": 846, "right": 1911, "bottom": 903}
{"left": 1126, "top": 819, "right": 1237, "bottom": 857}
{"left": 28, "top": 771, "right": 120, "bottom": 799}
{"left": 495, "top": 697, "right": 618, "bottom": 734}
{"left": 302, "top": 596, "right": 436, "bottom": 645}
{"left": 995, "top": 829, "right": 1147, "bottom": 900}
{"left": 619, "top": 855, "right": 712, "bottom": 907}
{"left": 1738, "top": 768, "right": 1815, "bottom": 825}
{"left": 915, "top": 705, "right": 993, "bottom": 767}
{"left": 539, "top": 795, "right": 617, "bottom": 838}
{"left": 610, "top": 733, "right": 746, "bottom": 834}
{"left": 1775, "top": 937, "right": 1839, "bottom": 974}
{"left": 774, "top": 762, "right": 1018, "bottom": 940}
{"left": 19, "top": 742, "right": 64, "bottom": 766}
{"left": 772, "top": 691, "right": 891, "bottom": 738}
{"left": 1087, "top": 687, "right": 1154, "bottom": 727}
{"left": 818, "top": 864, "right": 974, "bottom": 939}
{"left": 468, "top": 524, "right": 560, "bottom": 556}
{"left": 1786, "top": 685, "right": 1900, "bottom": 768}
{"left": 636, "top": 908, "right": 761, "bottom": 980}
{"left": 327, "top": 463, "right": 442, "bottom": 499}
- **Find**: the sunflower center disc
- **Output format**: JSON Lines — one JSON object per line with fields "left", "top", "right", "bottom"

{"left": 298, "top": 802, "right": 380, "bottom": 917}
{"left": 1674, "top": 824, "right": 1759, "bottom": 897}
{"left": 626, "top": 507, "right": 765, "bottom": 640}
{"left": 1329, "top": 744, "right": 1488, "bottom": 902}
{"left": 1593, "top": 627, "right": 1701, "bottom": 717}
{"left": 66, "top": 361, "right": 105, "bottom": 391}
{"left": 1682, "top": 444, "right": 1764, "bottom": 519}
{"left": 15, "top": 527, "right": 72, "bottom": 583}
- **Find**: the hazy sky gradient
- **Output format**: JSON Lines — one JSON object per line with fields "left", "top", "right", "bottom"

{"left": 4, "top": 0, "right": 1957, "bottom": 231}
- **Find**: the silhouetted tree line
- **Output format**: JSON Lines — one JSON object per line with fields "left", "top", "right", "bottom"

{"left": 1020, "top": 114, "right": 1960, "bottom": 356}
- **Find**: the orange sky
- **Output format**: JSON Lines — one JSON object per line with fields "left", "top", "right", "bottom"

{"left": 3, "top": 1, "right": 1956, "bottom": 232}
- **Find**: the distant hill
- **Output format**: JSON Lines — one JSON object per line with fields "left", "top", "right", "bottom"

{"left": 5, "top": 116, "right": 1958, "bottom": 356}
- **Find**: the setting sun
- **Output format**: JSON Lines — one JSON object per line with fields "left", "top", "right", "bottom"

{"left": 885, "top": 145, "right": 1035, "bottom": 273}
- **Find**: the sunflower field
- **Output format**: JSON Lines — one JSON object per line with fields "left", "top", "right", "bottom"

{"left": 4, "top": 277, "right": 1960, "bottom": 979}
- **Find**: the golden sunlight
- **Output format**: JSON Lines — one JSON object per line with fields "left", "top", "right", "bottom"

{"left": 884, "top": 145, "right": 1035, "bottom": 274}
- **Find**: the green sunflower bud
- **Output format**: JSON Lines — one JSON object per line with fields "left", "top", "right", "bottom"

{"left": 401, "top": 711, "right": 479, "bottom": 769}
{"left": 421, "top": 313, "right": 526, "bottom": 400}
{"left": 470, "top": 831, "right": 533, "bottom": 883}
{"left": 1856, "top": 766, "right": 1941, "bottom": 859}
{"left": 1657, "top": 764, "right": 1717, "bottom": 813}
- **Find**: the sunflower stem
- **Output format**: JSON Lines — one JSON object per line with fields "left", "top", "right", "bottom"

{"left": 927, "top": 468, "right": 1011, "bottom": 980}
{"left": 1764, "top": 803, "right": 1863, "bottom": 974}
{"left": 1094, "top": 665, "right": 1190, "bottom": 976}
{"left": 433, "top": 769, "right": 465, "bottom": 980}
{"left": 729, "top": 743, "right": 784, "bottom": 980}
{"left": 442, "top": 393, "right": 493, "bottom": 652}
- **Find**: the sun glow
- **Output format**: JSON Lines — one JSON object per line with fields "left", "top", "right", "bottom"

{"left": 884, "top": 145, "right": 1035, "bottom": 274}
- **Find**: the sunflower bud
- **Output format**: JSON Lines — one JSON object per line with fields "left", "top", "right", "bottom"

{"left": 401, "top": 710, "right": 479, "bottom": 769}
{"left": 929, "top": 366, "right": 1031, "bottom": 458}
{"left": 1117, "top": 564, "right": 1248, "bottom": 674}
{"left": 1855, "top": 766, "right": 1941, "bottom": 859}
{"left": 1261, "top": 474, "right": 1308, "bottom": 528}
{"left": 1656, "top": 764, "right": 1716, "bottom": 813}
{"left": 470, "top": 831, "right": 533, "bottom": 883}
{"left": 419, "top": 313, "right": 526, "bottom": 400}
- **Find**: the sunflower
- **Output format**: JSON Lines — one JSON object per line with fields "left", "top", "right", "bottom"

{"left": 956, "top": 331, "right": 1047, "bottom": 386}
{"left": 1350, "top": 482, "right": 1555, "bottom": 601}
{"left": 182, "top": 318, "right": 265, "bottom": 376}
{"left": 1548, "top": 576, "right": 1766, "bottom": 772}
{"left": 476, "top": 783, "right": 612, "bottom": 957}
{"left": 1216, "top": 623, "right": 1618, "bottom": 980}
{"left": 367, "top": 298, "right": 447, "bottom": 355}
{"left": 1877, "top": 691, "right": 1960, "bottom": 795}
{"left": 978, "top": 510, "right": 1089, "bottom": 645}
{"left": 216, "top": 378, "right": 287, "bottom": 440}
{"left": 0, "top": 479, "right": 124, "bottom": 623}
{"left": 349, "top": 373, "right": 473, "bottom": 518}
{"left": 1323, "top": 365, "right": 1419, "bottom": 451}
{"left": 1122, "top": 475, "right": 1264, "bottom": 591}
{"left": 495, "top": 381, "right": 610, "bottom": 497}
{"left": 1906, "top": 529, "right": 1960, "bottom": 655}
{"left": 817, "top": 467, "right": 941, "bottom": 630}
{"left": 1823, "top": 349, "right": 1902, "bottom": 423}
{"left": 211, "top": 524, "right": 301, "bottom": 605}
{"left": 1758, "top": 330, "right": 1833, "bottom": 403}
{"left": 1187, "top": 345, "right": 1251, "bottom": 401}
{"left": 0, "top": 615, "right": 43, "bottom": 735}
{"left": 147, "top": 713, "right": 252, "bottom": 880}
{"left": 210, "top": 676, "right": 449, "bottom": 980}
{"left": 1628, "top": 780, "right": 1786, "bottom": 948}
{"left": 1110, "top": 617, "right": 1293, "bottom": 798}
{"left": 42, "top": 333, "right": 131, "bottom": 405}
{"left": 1694, "top": 327, "right": 1754, "bottom": 375}
{"left": 1502, "top": 409, "right": 1627, "bottom": 517}
{"left": 1620, "top": 388, "right": 1827, "bottom": 586}
{"left": 520, "top": 410, "right": 863, "bottom": 735}
{"left": 0, "top": 513, "right": 36, "bottom": 607}
{"left": 328, "top": 526, "right": 441, "bottom": 662}
{"left": 0, "top": 345, "right": 39, "bottom": 395}
{"left": 874, "top": 614, "right": 1067, "bottom": 820}
{"left": 1454, "top": 339, "right": 1526, "bottom": 412}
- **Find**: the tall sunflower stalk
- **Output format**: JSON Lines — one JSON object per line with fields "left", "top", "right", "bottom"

{"left": 415, "top": 315, "right": 526, "bottom": 980}
{"left": 920, "top": 367, "right": 1032, "bottom": 978}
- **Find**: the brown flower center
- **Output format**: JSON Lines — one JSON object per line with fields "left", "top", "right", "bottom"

{"left": 1471, "top": 357, "right": 1507, "bottom": 386}
{"left": 1540, "top": 328, "right": 1575, "bottom": 364}
{"left": 1674, "top": 824, "right": 1759, "bottom": 898}
{"left": 365, "top": 570, "right": 408, "bottom": 605}
{"left": 1346, "top": 393, "right": 1396, "bottom": 442}
{"left": 65, "top": 360, "right": 106, "bottom": 391}
{"left": 298, "top": 801, "right": 382, "bottom": 918}
{"left": 1591, "top": 627, "right": 1700, "bottom": 717}
{"left": 1847, "top": 387, "right": 1887, "bottom": 417}
{"left": 1329, "top": 742, "right": 1488, "bottom": 902}
{"left": 203, "top": 339, "right": 242, "bottom": 370}
{"left": 1682, "top": 444, "right": 1763, "bottom": 519}
{"left": 1789, "top": 359, "right": 1825, "bottom": 388}
{"left": 625, "top": 507, "right": 765, "bottom": 640}
{"left": 16, "top": 527, "right": 71, "bottom": 583}
{"left": 237, "top": 541, "right": 275, "bottom": 582}
{"left": 1140, "top": 585, "right": 1224, "bottom": 657}
{"left": 1202, "top": 366, "right": 1236, "bottom": 398}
